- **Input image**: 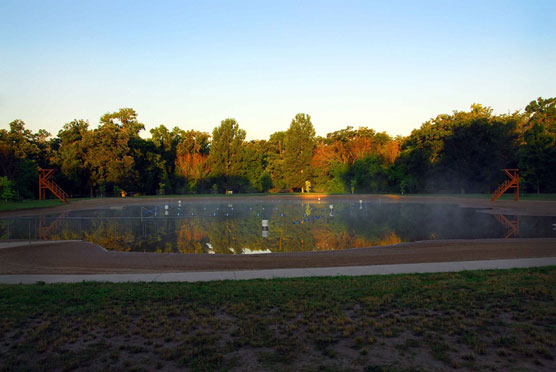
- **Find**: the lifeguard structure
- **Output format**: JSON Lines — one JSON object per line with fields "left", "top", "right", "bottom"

{"left": 491, "top": 169, "right": 519, "bottom": 202}
{"left": 38, "top": 168, "right": 69, "bottom": 203}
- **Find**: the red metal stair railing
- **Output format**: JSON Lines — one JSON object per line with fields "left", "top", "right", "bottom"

{"left": 38, "top": 168, "right": 69, "bottom": 203}
{"left": 491, "top": 169, "right": 519, "bottom": 202}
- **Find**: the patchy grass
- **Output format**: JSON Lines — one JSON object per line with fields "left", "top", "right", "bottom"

{"left": 0, "top": 199, "right": 64, "bottom": 212}
{"left": 1, "top": 267, "right": 555, "bottom": 371}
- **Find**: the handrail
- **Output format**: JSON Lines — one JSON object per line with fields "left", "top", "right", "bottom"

{"left": 491, "top": 169, "right": 519, "bottom": 202}
{"left": 43, "top": 178, "right": 68, "bottom": 202}
{"left": 38, "top": 168, "right": 69, "bottom": 203}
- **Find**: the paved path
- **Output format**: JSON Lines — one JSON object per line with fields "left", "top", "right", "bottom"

{"left": 1, "top": 257, "right": 554, "bottom": 284}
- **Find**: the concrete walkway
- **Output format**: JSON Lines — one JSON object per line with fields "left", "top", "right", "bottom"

{"left": 1, "top": 257, "right": 555, "bottom": 284}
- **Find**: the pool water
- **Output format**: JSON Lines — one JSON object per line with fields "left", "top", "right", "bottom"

{"left": 1, "top": 200, "right": 555, "bottom": 254}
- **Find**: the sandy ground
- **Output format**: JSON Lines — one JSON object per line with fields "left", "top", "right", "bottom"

{"left": 1, "top": 195, "right": 555, "bottom": 275}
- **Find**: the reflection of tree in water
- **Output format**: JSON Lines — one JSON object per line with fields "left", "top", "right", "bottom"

{"left": 175, "top": 218, "right": 209, "bottom": 254}
{"left": 83, "top": 220, "right": 136, "bottom": 252}
{"left": 0, "top": 221, "right": 8, "bottom": 239}
{"left": 198, "top": 203, "right": 401, "bottom": 253}
{"left": 74, "top": 202, "right": 406, "bottom": 253}
{"left": 11, "top": 201, "right": 544, "bottom": 254}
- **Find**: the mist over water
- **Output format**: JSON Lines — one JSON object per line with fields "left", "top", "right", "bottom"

{"left": 1, "top": 201, "right": 555, "bottom": 254}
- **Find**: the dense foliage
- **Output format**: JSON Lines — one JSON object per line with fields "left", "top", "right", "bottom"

{"left": 1, "top": 98, "right": 555, "bottom": 199}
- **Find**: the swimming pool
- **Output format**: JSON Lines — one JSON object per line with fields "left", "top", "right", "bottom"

{"left": 1, "top": 200, "right": 555, "bottom": 254}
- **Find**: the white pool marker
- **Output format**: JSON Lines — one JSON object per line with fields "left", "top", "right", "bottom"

{"left": 262, "top": 220, "right": 269, "bottom": 238}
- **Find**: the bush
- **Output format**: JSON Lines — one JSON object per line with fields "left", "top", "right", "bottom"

{"left": 0, "top": 177, "right": 16, "bottom": 202}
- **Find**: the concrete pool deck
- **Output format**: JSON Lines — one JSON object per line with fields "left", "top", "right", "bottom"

{"left": 1, "top": 257, "right": 555, "bottom": 284}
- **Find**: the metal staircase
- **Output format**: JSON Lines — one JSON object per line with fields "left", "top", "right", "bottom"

{"left": 491, "top": 169, "right": 519, "bottom": 202}
{"left": 38, "top": 168, "right": 69, "bottom": 203}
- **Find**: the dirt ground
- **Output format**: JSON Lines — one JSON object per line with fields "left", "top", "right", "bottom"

{"left": 1, "top": 195, "right": 555, "bottom": 275}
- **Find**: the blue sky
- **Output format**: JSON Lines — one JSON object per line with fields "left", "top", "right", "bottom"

{"left": 1, "top": 0, "right": 555, "bottom": 140}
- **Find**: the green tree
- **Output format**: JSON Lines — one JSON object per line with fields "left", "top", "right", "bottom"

{"left": 82, "top": 115, "right": 136, "bottom": 196}
{"left": 101, "top": 108, "right": 146, "bottom": 193}
{"left": 348, "top": 155, "right": 389, "bottom": 193}
{"left": 99, "top": 108, "right": 145, "bottom": 138}
{"left": 266, "top": 131, "right": 287, "bottom": 189}
{"left": 313, "top": 126, "right": 398, "bottom": 192}
{"left": 283, "top": 113, "right": 316, "bottom": 190}
{"left": 519, "top": 97, "right": 556, "bottom": 193}
{"left": 439, "top": 118, "right": 518, "bottom": 193}
{"left": 0, "top": 176, "right": 16, "bottom": 202}
{"left": 524, "top": 97, "right": 556, "bottom": 133}
{"left": 519, "top": 123, "right": 556, "bottom": 193}
{"left": 208, "top": 119, "right": 246, "bottom": 191}
{"left": 240, "top": 140, "right": 272, "bottom": 192}
{"left": 175, "top": 130, "right": 210, "bottom": 192}
{"left": 133, "top": 138, "right": 166, "bottom": 195}
{"left": 398, "top": 104, "right": 521, "bottom": 193}
{"left": 134, "top": 125, "right": 188, "bottom": 195}
{"left": 0, "top": 120, "right": 41, "bottom": 180}
{"left": 150, "top": 126, "right": 186, "bottom": 185}
{"left": 55, "top": 119, "right": 90, "bottom": 195}
{"left": 0, "top": 120, "right": 50, "bottom": 198}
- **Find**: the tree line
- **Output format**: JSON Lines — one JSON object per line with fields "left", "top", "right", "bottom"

{"left": 0, "top": 97, "right": 555, "bottom": 200}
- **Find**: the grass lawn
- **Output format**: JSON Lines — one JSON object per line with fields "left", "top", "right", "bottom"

{"left": 1, "top": 267, "right": 555, "bottom": 371}
{"left": 0, "top": 199, "right": 64, "bottom": 212}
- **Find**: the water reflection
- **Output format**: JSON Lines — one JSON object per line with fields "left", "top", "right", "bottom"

{"left": 1, "top": 201, "right": 555, "bottom": 254}
{"left": 494, "top": 215, "right": 519, "bottom": 238}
